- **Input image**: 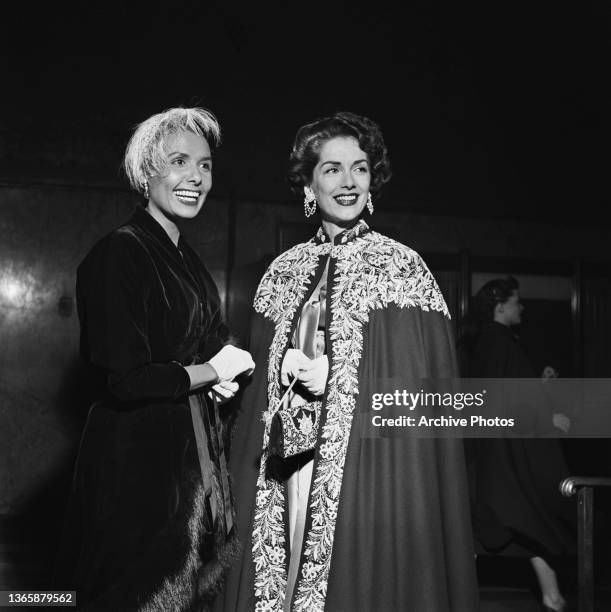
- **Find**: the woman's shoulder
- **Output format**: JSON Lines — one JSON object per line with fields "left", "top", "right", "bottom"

{"left": 368, "top": 230, "right": 421, "bottom": 257}
{"left": 78, "top": 218, "right": 152, "bottom": 278}
{"left": 108, "top": 217, "right": 153, "bottom": 250}
{"left": 264, "top": 237, "right": 321, "bottom": 275}
{"left": 366, "top": 231, "right": 434, "bottom": 275}
{"left": 363, "top": 231, "right": 450, "bottom": 315}
{"left": 252, "top": 238, "right": 322, "bottom": 317}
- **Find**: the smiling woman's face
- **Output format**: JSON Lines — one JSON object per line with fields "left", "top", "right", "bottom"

{"left": 147, "top": 130, "right": 212, "bottom": 222}
{"left": 309, "top": 136, "right": 370, "bottom": 234}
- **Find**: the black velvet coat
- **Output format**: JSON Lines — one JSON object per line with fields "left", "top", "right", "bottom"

{"left": 468, "top": 321, "right": 575, "bottom": 558}
{"left": 56, "top": 208, "right": 238, "bottom": 611}
{"left": 217, "top": 221, "right": 478, "bottom": 612}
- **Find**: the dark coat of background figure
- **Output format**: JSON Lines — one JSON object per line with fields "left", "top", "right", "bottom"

{"left": 55, "top": 207, "right": 239, "bottom": 611}
{"left": 467, "top": 321, "right": 575, "bottom": 562}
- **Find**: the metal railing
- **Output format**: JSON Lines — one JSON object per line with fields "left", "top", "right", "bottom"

{"left": 560, "top": 476, "right": 611, "bottom": 612}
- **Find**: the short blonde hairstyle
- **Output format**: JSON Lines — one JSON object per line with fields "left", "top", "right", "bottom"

{"left": 123, "top": 107, "right": 221, "bottom": 194}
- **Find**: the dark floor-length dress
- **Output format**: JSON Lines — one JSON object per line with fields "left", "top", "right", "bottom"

{"left": 218, "top": 220, "right": 478, "bottom": 611}
{"left": 55, "top": 207, "right": 238, "bottom": 611}
{"left": 468, "top": 321, "right": 575, "bottom": 559}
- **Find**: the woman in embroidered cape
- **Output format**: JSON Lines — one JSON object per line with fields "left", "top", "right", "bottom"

{"left": 219, "top": 112, "right": 478, "bottom": 611}
{"left": 54, "top": 108, "right": 255, "bottom": 611}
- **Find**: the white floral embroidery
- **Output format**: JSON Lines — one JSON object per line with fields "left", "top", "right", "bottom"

{"left": 301, "top": 561, "right": 319, "bottom": 581}
{"left": 255, "top": 600, "right": 277, "bottom": 612}
{"left": 298, "top": 413, "right": 314, "bottom": 435}
{"left": 267, "top": 545, "right": 287, "bottom": 566}
{"left": 252, "top": 237, "right": 330, "bottom": 608}
{"left": 251, "top": 222, "right": 449, "bottom": 611}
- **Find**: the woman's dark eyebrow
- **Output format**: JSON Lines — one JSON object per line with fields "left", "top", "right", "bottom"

{"left": 320, "top": 159, "right": 369, "bottom": 166}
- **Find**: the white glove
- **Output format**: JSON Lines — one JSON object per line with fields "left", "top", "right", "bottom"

{"left": 208, "top": 380, "right": 239, "bottom": 405}
{"left": 281, "top": 349, "right": 310, "bottom": 386}
{"left": 207, "top": 345, "right": 255, "bottom": 382}
{"left": 297, "top": 355, "right": 329, "bottom": 396}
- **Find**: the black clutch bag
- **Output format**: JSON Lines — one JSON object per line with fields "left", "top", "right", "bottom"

{"left": 268, "top": 400, "right": 321, "bottom": 458}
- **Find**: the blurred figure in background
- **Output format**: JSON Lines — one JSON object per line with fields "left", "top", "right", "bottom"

{"left": 462, "top": 276, "right": 574, "bottom": 612}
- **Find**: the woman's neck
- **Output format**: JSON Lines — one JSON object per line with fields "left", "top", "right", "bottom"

{"left": 321, "top": 218, "right": 359, "bottom": 241}
{"left": 493, "top": 313, "right": 510, "bottom": 327}
{"left": 492, "top": 315, "right": 511, "bottom": 328}
{"left": 145, "top": 205, "right": 180, "bottom": 246}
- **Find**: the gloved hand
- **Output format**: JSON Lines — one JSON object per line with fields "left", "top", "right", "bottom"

{"left": 297, "top": 355, "right": 329, "bottom": 396}
{"left": 281, "top": 349, "right": 310, "bottom": 386}
{"left": 208, "top": 380, "right": 240, "bottom": 405}
{"left": 552, "top": 412, "right": 571, "bottom": 433}
{"left": 207, "top": 345, "right": 255, "bottom": 382}
{"left": 541, "top": 365, "right": 559, "bottom": 382}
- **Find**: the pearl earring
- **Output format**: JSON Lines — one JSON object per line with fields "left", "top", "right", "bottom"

{"left": 304, "top": 186, "right": 317, "bottom": 217}
{"left": 366, "top": 192, "right": 374, "bottom": 215}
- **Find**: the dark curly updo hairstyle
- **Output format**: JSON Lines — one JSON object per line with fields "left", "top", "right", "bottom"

{"left": 457, "top": 276, "right": 519, "bottom": 375}
{"left": 472, "top": 276, "right": 519, "bottom": 323}
{"left": 459, "top": 276, "right": 519, "bottom": 341}
{"left": 287, "top": 111, "right": 392, "bottom": 197}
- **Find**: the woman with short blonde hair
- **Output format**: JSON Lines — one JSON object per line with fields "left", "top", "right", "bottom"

{"left": 56, "top": 107, "right": 254, "bottom": 611}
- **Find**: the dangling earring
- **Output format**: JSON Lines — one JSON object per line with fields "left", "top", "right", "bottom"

{"left": 366, "top": 192, "right": 374, "bottom": 215}
{"left": 304, "top": 186, "right": 317, "bottom": 218}
{"left": 142, "top": 181, "right": 150, "bottom": 199}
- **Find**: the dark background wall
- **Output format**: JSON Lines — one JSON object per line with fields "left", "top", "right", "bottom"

{"left": 1, "top": 0, "right": 611, "bottom": 591}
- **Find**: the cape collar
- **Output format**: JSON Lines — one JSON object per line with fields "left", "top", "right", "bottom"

{"left": 314, "top": 219, "right": 371, "bottom": 246}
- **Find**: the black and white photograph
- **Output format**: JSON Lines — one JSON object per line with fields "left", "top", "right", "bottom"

{"left": 1, "top": 1, "right": 610, "bottom": 610}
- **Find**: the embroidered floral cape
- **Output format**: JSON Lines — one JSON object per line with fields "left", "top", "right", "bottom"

{"left": 219, "top": 221, "right": 478, "bottom": 611}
